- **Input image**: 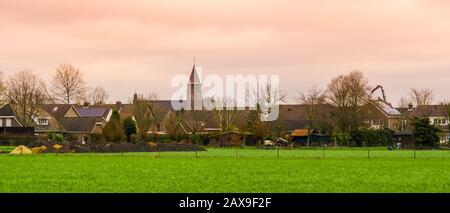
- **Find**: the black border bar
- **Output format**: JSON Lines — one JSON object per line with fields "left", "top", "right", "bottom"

{"left": 0, "top": 193, "right": 448, "bottom": 211}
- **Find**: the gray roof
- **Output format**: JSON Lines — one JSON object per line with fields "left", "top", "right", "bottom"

{"left": 58, "top": 117, "right": 104, "bottom": 133}
{"left": 0, "top": 104, "right": 16, "bottom": 117}
{"left": 370, "top": 99, "right": 402, "bottom": 116}
{"left": 408, "top": 105, "right": 450, "bottom": 118}
{"left": 76, "top": 107, "right": 108, "bottom": 118}
{"left": 41, "top": 104, "right": 77, "bottom": 119}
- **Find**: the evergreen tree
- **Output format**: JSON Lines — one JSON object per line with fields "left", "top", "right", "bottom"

{"left": 411, "top": 117, "right": 440, "bottom": 149}
{"left": 111, "top": 109, "right": 121, "bottom": 122}
{"left": 103, "top": 110, "right": 122, "bottom": 142}
{"left": 123, "top": 117, "right": 137, "bottom": 142}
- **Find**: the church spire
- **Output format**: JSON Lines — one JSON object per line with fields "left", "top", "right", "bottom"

{"left": 187, "top": 59, "right": 202, "bottom": 110}
{"left": 189, "top": 58, "right": 201, "bottom": 84}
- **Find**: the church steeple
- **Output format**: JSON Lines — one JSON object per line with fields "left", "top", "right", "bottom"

{"left": 189, "top": 58, "right": 201, "bottom": 84}
{"left": 187, "top": 59, "right": 202, "bottom": 110}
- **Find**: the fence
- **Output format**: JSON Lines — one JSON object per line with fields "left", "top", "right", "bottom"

{"left": 16, "top": 146, "right": 447, "bottom": 160}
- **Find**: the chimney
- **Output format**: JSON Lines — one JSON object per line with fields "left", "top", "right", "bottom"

{"left": 133, "top": 92, "right": 138, "bottom": 104}
{"left": 116, "top": 101, "right": 122, "bottom": 110}
{"left": 408, "top": 103, "right": 414, "bottom": 111}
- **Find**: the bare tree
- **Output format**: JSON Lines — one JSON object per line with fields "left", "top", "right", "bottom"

{"left": 89, "top": 86, "right": 109, "bottom": 105}
{"left": 0, "top": 71, "right": 7, "bottom": 106}
{"left": 51, "top": 63, "right": 87, "bottom": 104}
{"left": 248, "top": 81, "right": 287, "bottom": 122}
{"left": 161, "top": 110, "right": 186, "bottom": 140}
{"left": 295, "top": 86, "right": 327, "bottom": 145}
{"left": 6, "top": 71, "right": 48, "bottom": 127}
{"left": 185, "top": 110, "right": 207, "bottom": 135}
{"left": 327, "top": 70, "right": 371, "bottom": 135}
{"left": 398, "top": 97, "right": 411, "bottom": 108}
{"left": 409, "top": 88, "right": 434, "bottom": 106}
{"left": 245, "top": 82, "right": 285, "bottom": 144}
{"left": 213, "top": 97, "right": 237, "bottom": 132}
{"left": 133, "top": 92, "right": 161, "bottom": 138}
{"left": 294, "top": 86, "right": 327, "bottom": 106}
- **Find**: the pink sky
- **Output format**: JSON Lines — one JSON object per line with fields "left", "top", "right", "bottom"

{"left": 1, "top": 0, "right": 450, "bottom": 105}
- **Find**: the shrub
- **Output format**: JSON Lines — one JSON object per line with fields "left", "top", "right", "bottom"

{"left": 349, "top": 128, "right": 394, "bottom": 147}
{"left": 130, "top": 134, "right": 141, "bottom": 144}
{"left": 65, "top": 134, "right": 78, "bottom": 142}
{"left": 123, "top": 117, "right": 137, "bottom": 142}
{"left": 47, "top": 132, "right": 54, "bottom": 140}
{"left": 90, "top": 134, "right": 106, "bottom": 144}
{"left": 53, "top": 134, "right": 64, "bottom": 143}
{"left": 156, "top": 134, "right": 171, "bottom": 143}
{"left": 0, "top": 135, "right": 38, "bottom": 146}
{"left": 103, "top": 120, "right": 123, "bottom": 142}
{"left": 411, "top": 117, "right": 440, "bottom": 149}
{"left": 189, "top": 134, "right": 200, "bottom": 144}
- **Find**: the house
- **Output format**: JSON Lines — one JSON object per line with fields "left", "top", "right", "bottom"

{"left": 209, "top": 131, "right": 250, "bottom": 147}
{"left": 0, "top": 104, "right": 23, "bottom": 128}
{"left": 289, "top": 129, "right": 309, "bottom": 145}
{"left": 361, "top": 98, "right": 403, "bottom": 131}
{"left": 405, "top": 105, "right": 450, "bottom": 144}
{"left": 58, "top": 117, "right": 104, "bottom": 144}
{"left": 289, "top": 129, "right": 331, "bottom": 146}
{"left": 39, "top": 104, "right": 106, "bottom": 144}
{"left": 33, "top": 106, "right": 66, "bottom": 136}
{"left": 0, "top": 104, "right": 35, "bottom": 137}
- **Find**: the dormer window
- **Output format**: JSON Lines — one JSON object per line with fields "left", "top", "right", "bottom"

{"left": 38, "top": 118, "right": 49, "bottom": 126}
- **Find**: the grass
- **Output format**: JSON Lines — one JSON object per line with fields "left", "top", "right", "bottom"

{"left": 0, "top": 146, "right": 15, "bottom": 153}
{"left": 0, "top": 148, "right": 449, "bottom": 192}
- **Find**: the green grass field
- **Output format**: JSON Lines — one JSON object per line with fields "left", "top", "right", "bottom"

{"left": 0, "top": 148, "right": 449, "bottom": 192}
{"left": 0, "top": 146, "right": 15, "bottom": 153}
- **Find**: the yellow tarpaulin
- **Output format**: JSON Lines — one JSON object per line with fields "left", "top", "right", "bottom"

{"left": 10, "top": 145, "right": 32, "bottom": 155}
{"left": 31, "top": 146, "right": 47, "bottom": 153}
{"left": 53, "top": 144, "right": 62, "bottom": 150}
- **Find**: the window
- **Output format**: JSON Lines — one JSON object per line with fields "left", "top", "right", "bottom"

{"left": 0, "top": 119, "right": 2, "bottom": 127}
{"left": 38, "top": 118, "right": 49, "bottom": 126}
{"left": 434, "top": 119, "right": 439, "bottom": 125}
{"left": 6, "top": 118, "right": 11, "bottom": 127}
{"left": 440, "top": 135, "right": 446, "bottom": 143}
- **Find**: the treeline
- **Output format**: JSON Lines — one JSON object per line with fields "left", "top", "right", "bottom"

{"left": 1, "top": 65, "right": 447, "bottom": 148}
{"left": 0, "top": 64, "right": 108, "bottom": 126}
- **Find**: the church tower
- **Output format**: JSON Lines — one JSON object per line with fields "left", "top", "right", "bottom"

{"left": 186, "top": 60, "right": 202, "bottom": 110}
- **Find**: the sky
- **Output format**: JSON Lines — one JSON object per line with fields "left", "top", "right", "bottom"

{"left": 1, "top": 0, "right": 450, "bottom": 106}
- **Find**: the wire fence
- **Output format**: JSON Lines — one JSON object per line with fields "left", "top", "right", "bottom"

{"left": 3, "top": 147, "right": 449, "bottom": 160}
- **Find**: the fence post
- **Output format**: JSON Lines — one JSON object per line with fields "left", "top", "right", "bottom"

{"left": 235, "top": 149, "right": 238, "bottom": 158}
{"left": 322, "top": 146, "right": 325, "bottom": 159}
{"left": 277, "top": 147, "right": 280, "bottom": 159}
{"left": 195, "top": 151, "right": 198, "bottom": 158}
{"left": 367, "top": 148, "right": 370, "bottom": 160}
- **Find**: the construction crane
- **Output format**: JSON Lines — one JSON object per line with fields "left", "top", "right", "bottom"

{"left": 370, "top": 85, "right": 387, "bottom": 102}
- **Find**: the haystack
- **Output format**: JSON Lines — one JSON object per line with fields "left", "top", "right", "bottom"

{"left": 53, "top": 144, "right": 62, "bottom": 150}
{"left": 10, "top": 145, "right": 32, "bottom": 155}
{"left": 31, "top": 146, "right": 47, "bottom": 153}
